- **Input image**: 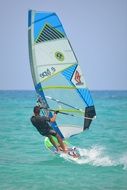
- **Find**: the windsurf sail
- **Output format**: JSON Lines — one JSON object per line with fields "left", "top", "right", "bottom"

{"left": 28, "top": 10, "right": 96, "bottom": 138}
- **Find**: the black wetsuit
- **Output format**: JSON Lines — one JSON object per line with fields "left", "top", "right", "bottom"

{"left": 31, "top": 115, "right": 57, "bottom": 136}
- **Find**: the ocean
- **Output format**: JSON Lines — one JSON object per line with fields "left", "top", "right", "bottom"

{"left": 0, "top": 90, "right": 127, "bottom": 190}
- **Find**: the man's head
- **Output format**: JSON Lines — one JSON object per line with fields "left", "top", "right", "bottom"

{"left": 33, "top": 106, "right": 40, "bottom": 115}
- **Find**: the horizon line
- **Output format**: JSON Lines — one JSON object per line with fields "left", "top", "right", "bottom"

{"left": 0, "top": 89, "right": 127, "bottom": 91}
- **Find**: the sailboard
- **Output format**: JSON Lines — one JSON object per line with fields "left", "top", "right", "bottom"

{"left": 28, "top": 10, "right": 96, "bottom": 158}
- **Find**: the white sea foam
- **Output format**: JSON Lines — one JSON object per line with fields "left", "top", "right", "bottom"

{"left": 77, "top": 145, "right": 114, "bottom": 166}
{"left": 61, "top": 145, "right": 127, "bottom": 169}
{"left": 119, "top": 153, "right": 127, "bottom": 170}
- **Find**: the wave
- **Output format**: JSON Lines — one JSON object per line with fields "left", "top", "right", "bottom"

{"left": 60, "top": 145, "right": 127, "bottom": 169}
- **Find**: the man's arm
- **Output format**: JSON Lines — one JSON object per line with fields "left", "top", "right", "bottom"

{"left": 50, "top": 111, "right": 59, "bottom": 123}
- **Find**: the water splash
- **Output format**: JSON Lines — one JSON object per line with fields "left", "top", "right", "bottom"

{"left": 60, "top": 145, "right": 127, "bottom": 169}
{"left": 119, "top": 153, "right": 127, "bottom": 170}
{"left": 77, "top": 145, "right": 114, "bottom": 166}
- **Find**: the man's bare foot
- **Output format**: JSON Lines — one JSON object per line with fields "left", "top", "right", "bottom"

{"left": 56, "top": 146, "right": 61, "bottom": 152}
{"left": 57, "top": 145, "right": 68, "bottom": 153}
{"left": 63, "top": 149, "right": 68, "bottom": 153}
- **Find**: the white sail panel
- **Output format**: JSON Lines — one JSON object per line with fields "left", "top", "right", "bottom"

{"left": 34, "top": 39, "right": 77, "bottom": 66}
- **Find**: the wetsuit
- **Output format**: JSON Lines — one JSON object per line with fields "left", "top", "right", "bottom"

{"left": 31, "top": 115, "right": 57, "bottom": 136}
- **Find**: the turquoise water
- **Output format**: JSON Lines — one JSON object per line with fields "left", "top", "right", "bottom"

{"left": 0, "top": 90, "right": 127, "bottom": 190}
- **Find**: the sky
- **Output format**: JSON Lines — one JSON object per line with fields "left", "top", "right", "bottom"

{"left": 0, "top": 0, "right": 127, "bottom": 90}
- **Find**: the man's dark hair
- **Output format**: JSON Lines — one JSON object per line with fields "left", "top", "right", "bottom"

{"left": 33, "top": 106, "right": 40, "bottom": 114}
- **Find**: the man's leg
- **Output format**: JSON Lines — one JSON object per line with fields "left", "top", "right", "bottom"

{"left": 47, "top": 135, "right": 60, "bottom": 151}
{"left": 56, "top": 133, "right": 67, "bottom": 153}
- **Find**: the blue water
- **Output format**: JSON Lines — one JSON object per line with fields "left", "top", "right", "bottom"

{"left": 0, "top": 90, "right": 127, "bottom": 190}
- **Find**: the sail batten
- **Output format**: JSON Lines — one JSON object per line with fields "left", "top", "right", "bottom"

{"left": 28, "top": 10, "right": 96, "bottom": 139}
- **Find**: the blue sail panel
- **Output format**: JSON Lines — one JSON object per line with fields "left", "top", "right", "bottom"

{"left": 33, "top": 12, "right": 66, "bottom": 41}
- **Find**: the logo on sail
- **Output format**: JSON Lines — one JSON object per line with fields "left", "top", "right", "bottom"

{"left": 39, "top": 67, "right": 56, "bottom": 79}
{"left": 74, "top": 70, "right": 84, "bottom": 85}
{"left": 55, "top": 51, "right": 64, "bottom": 62}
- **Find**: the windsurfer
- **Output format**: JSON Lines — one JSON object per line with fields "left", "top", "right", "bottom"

{"left": 31, "top": 106, "right": 67, "bottom": 153}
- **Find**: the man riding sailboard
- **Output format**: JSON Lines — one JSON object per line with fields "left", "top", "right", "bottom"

{"left": 28, "top": 10, "right": 96, "bottom": 159}
{"left": 31, "top": 105, "right": 67, "bottom": 153}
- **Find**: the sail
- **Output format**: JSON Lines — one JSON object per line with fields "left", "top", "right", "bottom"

{"left": 28, "top": 10, "right": 96, "bottom": 138}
